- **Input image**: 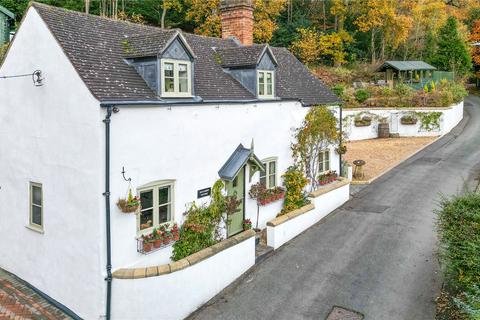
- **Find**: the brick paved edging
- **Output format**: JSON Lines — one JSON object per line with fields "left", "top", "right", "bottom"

{"left": 112, "top": 229, "right": 255, "bottom": 280}
{"left": 0, "top": 268, "right": 74, "bottom": 319}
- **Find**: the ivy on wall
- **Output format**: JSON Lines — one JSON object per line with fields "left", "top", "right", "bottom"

{"left": 416, "top": 111, "right": 442, "bottom": 132}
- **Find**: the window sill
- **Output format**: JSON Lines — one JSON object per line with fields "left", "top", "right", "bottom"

{"left": 25, "top": 225, "right": 44, "bottom": 234}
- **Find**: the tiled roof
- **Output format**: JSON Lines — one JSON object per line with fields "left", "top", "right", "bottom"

{"left": 216, "top": 44, "right": 267, "bottom": 68}
{"left": 378, "top": 61, "right": 437, "bottom": 72}
{"left": 31, "top": 2, "right": 340, "bottom": 105}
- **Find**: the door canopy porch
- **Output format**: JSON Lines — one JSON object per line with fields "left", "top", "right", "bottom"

{"left": 218, "top": 143, "right": 265, "bottom": 181}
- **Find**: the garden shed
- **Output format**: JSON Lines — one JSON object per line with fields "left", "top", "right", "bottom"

{"left": 377, "top": 61, "right": 437, "bottom": 89}
{"left": 0, "top": 5, "right": 14, "bottom": 45}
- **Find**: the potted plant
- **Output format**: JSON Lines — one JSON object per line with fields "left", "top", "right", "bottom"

{"left": 117, "top": 189, "right": 141, "bottom": 213}
{"left": 142, "top": 234, "right": 154, "bottom": 253}
{"left": 153, "top": 228, "right": 162, "bottom": 248}
{"left": 243, "top": 219, "right": 252, "bottom": 231}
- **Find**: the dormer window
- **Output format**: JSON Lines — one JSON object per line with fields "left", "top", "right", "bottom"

{"left": 161, "top": 59, "right": 192, "bottom": 98}
{"left": 257, "top": 70, "right": 274, "bottom": 99}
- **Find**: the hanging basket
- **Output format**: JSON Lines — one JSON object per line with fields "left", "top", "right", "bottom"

{"left": 117, "top": 198, "right": 140, "bottom": 213}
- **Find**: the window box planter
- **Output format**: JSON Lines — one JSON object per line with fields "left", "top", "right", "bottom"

{"left": 400, "top": 116, "right": 418, "bottom": 125}
{"left": 137, "top": 223, "right": 180, "bottom": 255}
{"left": 258, "top": 191, "right": 285, "bottom": 206}
{"left": 354, "top": 117, "right": 372, "bottom": 127}
{"left": 318, "top": 171, "right": 338, "bottom": 186}
{"left": 137, "top": 237, "right": 175, "bottom": 255}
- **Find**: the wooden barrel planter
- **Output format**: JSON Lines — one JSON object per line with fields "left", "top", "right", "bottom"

{"left": 378, "top": 123, "right": 390, "bottom": 138}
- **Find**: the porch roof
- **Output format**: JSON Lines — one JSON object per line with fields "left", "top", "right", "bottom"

{"left": 218, "top": 144, "right": 265, "bottom": 181}
{"left": 377, "top": 61, "right": 436, "bottom": 72}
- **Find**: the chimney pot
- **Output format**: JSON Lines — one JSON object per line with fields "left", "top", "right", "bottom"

{"left": 220, "top": 0, "right": 254, "bottom": 46}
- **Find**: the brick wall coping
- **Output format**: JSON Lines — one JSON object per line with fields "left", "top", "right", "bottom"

{"left": 343, "top": 105, "right": 455, "bottom": 112}
{"left": 266, "top": 177, "right": 350, "bottom": 228}
{"left": 112, "top": 229, "right": 255, "bottom": 280}
{"left": 308, "top": 177, "right": 350, "bottom": 198}
{"left": 266, "top": 203, "right": 315, "bottom": 227}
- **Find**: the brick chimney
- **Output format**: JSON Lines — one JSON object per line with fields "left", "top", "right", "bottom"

{"left": 220, "top": 0, "right": 254, "bottom": 46}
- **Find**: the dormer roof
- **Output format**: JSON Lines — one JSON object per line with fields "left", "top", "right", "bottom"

{"left": 217, "top": 44, "right": 277, "bottom": 68}
{"left": 124, "top": 30, "right": 196, "bottom": 59}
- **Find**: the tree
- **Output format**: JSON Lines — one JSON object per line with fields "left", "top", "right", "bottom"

{"left": 290, "top": 28, "right": 320, "bottom": 66}
{"left": 185, "top": 0, "right": 221, "bottom": 37}
{"left": 433, "top": 16, "right": 472, "bottom": 77}
{"left": 423, "top": 30, "right": 437, "bottom": 64}
{"left": 469, "top": 20, "right": 480, "bottom": 83}
{"left": 353, "top": 0, "right": 392, "bottom": 63}
{"left": 318, "top": 31, "right": 352, "bottom": 66}
{"left": 291, "top": 106, "right": 339, "bottom": 192}
{"left": 253, "top": 0, "right": 286, "bottom": 43}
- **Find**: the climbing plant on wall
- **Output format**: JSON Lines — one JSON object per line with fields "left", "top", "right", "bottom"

{"left": 291, "top": 105, "right": 339, "bottom": 191}
{"left": 416, "top": 111, "right": 442, "bottom": 131}
{"left": 171, "top": 180, "right": 240, "bottom": 261}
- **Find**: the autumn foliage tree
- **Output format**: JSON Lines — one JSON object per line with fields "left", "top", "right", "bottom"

{"left": 290, "top": 27, "right": 351, "bottom": 66}
{"left": 469, "top": 20, "right": 480, "bottom": 82}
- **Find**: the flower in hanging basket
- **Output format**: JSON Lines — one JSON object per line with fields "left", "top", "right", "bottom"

{"left": 336, "top": 144, "right": 347, "bottom": 155}
{"left": 117, "top": 189, "right": 141, "bottom": 213}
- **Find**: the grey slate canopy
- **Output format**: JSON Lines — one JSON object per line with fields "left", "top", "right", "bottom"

{"left": 218, "top": 144, "right": 264, "bottom": 181}
{"left": 376, "top": 61, "right": 436, "bottom": 72}
{"left": 31, "top": 2, "right": 340, "bottom": 106}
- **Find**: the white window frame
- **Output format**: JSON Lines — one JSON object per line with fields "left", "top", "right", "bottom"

{"left": 161, "top": 58, "right": 192, "bottom": 98}
{"left": 318, "top": 149, "right": 331, "bottom": 174}
{"left": 137, "top": 180, "right": 175, "bottom": 235}
{"left": 260, "top": 157, "right": 278, "bottom": 189}
{"left": 28, "top": 182, "right": 44, "bottom": 232}
{"left": 257, "top": 70, "right": 275, "bottom": 99}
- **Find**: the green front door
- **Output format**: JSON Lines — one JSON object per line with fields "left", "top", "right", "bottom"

{"left": 226, "top": 166, "right": 245, "bottom": 237}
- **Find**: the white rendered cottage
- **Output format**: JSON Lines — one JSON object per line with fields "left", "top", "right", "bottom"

{"left": 0, "top": 1, "right": 342, "bottom": 319}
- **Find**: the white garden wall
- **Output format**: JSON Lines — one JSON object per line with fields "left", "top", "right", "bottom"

{"left": 267, "top": 181, "right": 350, "bottom": 250}
{"left": 343, "top": 101, "right": 464, "bottom": 141}
{"left": 111, "top": 235, "right": 255, "bottom": 320}
{"left": 0, "top": 7, "right": 105, "bottom": 319}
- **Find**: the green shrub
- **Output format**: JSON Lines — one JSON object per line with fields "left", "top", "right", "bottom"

{"left": 436, "top": 193, "right": 480, "bottom": 319}
{"left": 281, "top": 166, "right": 309, "bottom": 215}
{"left": 171, "top": 180, "right": 226, "bottom": 261}
{"left": 331, "top": 84, "right": 345, "bottom": 97}
{"left": 354, "top": 89, "right": 370, "bottom": 103}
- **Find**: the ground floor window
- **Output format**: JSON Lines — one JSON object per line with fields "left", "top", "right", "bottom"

{"left": 29, "top": 182, "right": 43, "bottom": 231}
{"left": 319, "top": 150, "right": 330, "bottom": 173}
{"left": 260, "top": 158, "right": 277, "bottom": 188}
{"left": 137, "top": 182, "right": 174, "bottom": 233}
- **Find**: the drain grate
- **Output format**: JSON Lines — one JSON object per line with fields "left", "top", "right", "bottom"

{"left": 414, "top": 157, "right": 441, "bottom": 165}
{"left": 326, "top": 306, "right": 364, "bottom": 320}
{"left": 344, "top": 204, "right": 390, "bottom": 214}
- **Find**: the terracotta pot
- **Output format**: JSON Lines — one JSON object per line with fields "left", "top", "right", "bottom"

{"left": 173, "top": 233, "right": 180, "bottom": 241}
{"left": 163, "top": 237, "right": 170, "bottom": 245}
{"left": 143, "top": 242, "right": 153, "bottom": 252}
{"left": 153, "top": 239, "right": 162, "bottom": 248}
